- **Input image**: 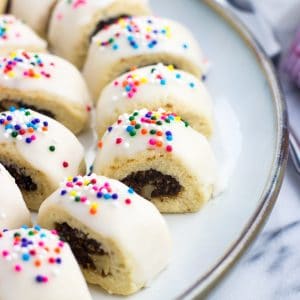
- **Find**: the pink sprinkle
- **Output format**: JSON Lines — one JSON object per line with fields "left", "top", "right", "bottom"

{"left": 116, "top": 137, "right": 123, "bottom": 144}
{"left": 38, "top": 241, "right": 44, "bottom": 247}
{"left": 166, "top": 145, "right": 173, "bottom": 152}
{"left": 31, "top": 135, "right": 36, "bottom": 141}
{"left": 114, "top": 81, "right": 119, "bottom": 86}
{"left": 125, "top": 199, "right": 132, "bottom": 205}
{"left": 80, "top": 196, "right": 87, "bottom": 203}
{"left": 2, "top": 250, "right": 9, "bottom": 257}
{"left": 14, "top": 264, "right": 22, "bottom": 272}
{"left": 42, "top": 276, "right": 48, "bottom": 283}
{"left": 66, "top": 182, "right": 73, "bottom": 188}
{"left": 149, "top": 138, "right": 156, "bottom": 146}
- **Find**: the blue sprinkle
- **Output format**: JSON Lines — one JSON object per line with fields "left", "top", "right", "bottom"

{"left": 60, "top": 190, "right": 67, "bottom": 196}
{"left": 189, "top": 82, "right": 195, "bottom": 88}
{"left": 22, "top": 253, "right": 30, "bottom": 261}
{"left": 96, "top": 192, "right": 103, "bottom": 199}
{"left": 112, "top": 44, "right": 119, "bottom": 50}
{"left": 112, "top": 193, "right": 118, "bottom": 200}
{"left": 126, "top": 126, "right": 134, "bottom": 132}
{"left": 128, "top": 188, "right": 134, "bottom": 194}
{"left": 160, "top": 79, "right": 166, "bottom": 85}
{"left": 104, "top": 194, "right": 111, "bottom": 200}
{"left": 176, "top": 73, "right": 181, "bottom": 79}
{"left": 21, "top": 225, "right": 28, "bottom": 229}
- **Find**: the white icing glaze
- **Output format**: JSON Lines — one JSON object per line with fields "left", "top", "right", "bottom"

{"left": 0, "top": 227, "right": 92, "bottom": 300}
{"left": 38, "top": 174, "right": 172, "bottom": 288}
{"left": 94, "top": 109, "right": 217, "bottom": 187}
{"left": 48, "top": 0, "right": 150, "bottom": 67}
{"left": 83, "top": 16, "right": 208, "bottom": 100}
{"left": 10, "top": 0, "right": 57, "bottom": 36}
{"left": 0, "top": 50, "right": 91, "bottom": 108}
{"left": 0, "top": 108, "right": 85, "bottom": 185}
{"left": 0, "top": 163, "right": 31, "bottom": 229}
{"left": 0, "top": 15, "right": 47, "bottom": 54}
{"left": 96, "top": 64, "right": 213, "bottom": 135}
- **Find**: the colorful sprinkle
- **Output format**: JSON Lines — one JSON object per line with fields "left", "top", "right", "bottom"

{"left": 0, "top": 108, "right": 49, "bottom": 143}
{"left": 0, "top": 227, "right": 64, "bottom": 284}
{"left": 96, "top": 17, "right": 177, "bottom": 52}
{"left": 59, "top": 174, "right": 135, "bottom": 216}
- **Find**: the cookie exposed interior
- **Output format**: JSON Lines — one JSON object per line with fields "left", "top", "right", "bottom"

{"left": 122, "top": 169, "right": 182, "bottom": 199}
{"left": 89, "top": 15, "right": 130, "bottom": 42}
{"left": 0, "top": 99, "right": 55, "bottom": 119}
{"left": 55, "top": 222, "right": 111, "bottom": 277}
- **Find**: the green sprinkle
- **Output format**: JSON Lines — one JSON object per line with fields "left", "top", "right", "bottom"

{"left": 49, "top": 145, "right": 56, "bottom": 152}
{"left": 129, "top": 130, "right": 136, "bottom": 137}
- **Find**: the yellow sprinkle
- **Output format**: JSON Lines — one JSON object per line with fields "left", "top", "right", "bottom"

{"left": 140, "top": 77, "right": 148, "bottom": 84}
{"left": 70, "top": 191, "right": 77, "bottom": 197}
{"left": 167, "top": 65, "right": 174, "bottom": 71}
{"left": 175, "top": 116, "right": 181, "bottom": 121}
{"left": 67, "top": 176, "right": 73, "bottom": 182}
{"left": 7, "top": 71, "right": 15, "bottom": 78}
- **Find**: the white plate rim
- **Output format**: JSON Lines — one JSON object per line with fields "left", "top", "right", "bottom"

{"left": 177, "top": 1, "right": 289, "bottom": 299}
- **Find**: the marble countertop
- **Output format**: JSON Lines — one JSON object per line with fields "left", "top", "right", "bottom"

{"left": 207, "top": 2, "right": 300, "bottom": 300}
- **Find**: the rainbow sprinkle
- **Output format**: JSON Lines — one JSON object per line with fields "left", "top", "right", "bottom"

{"left": 0, "top": 107, "right": 49, "bottom": 144}
{"left": 113, "top": 64, "right": 197, "bottom": 99}
{"left": 0, "top": 15, "right": 22, "bottom": 42}
{"left": 96, "top": 17, "right": 186, "bottom": 51}
{"left": 98, "top": 109, "right": 189, "bottom": 153}
{"left": 0, "top": 226, "right": 64, "bottom": 284}
{"left": 59, "top": 174, "right": 135, "bottom": 215}
{"left": 0, "top": 51, "right": 54, "bottom": 79}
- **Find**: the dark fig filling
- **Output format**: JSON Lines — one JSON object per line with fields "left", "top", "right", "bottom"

{"left": 1, "top": 163, "right": 37, "bottom": 191}
{"left": 89, "top": 14, "right": 130, "bottom": 42}
{"left": 0, "top": 99, "right": 55, "bottom": 119}
{"left": 55, "top": 222, "right": 111, "bottom": 276}
{"left": 121, "top": 169, "right": 182, "bottom": 199}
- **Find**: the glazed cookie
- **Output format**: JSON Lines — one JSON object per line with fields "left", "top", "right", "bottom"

{"left": 96, "top": 64, "right": 213, "bottom": 138}
{"left": 38, "top": 174, "right": 171, "bottom": 295}
{"left": 0, "top": 226, "right": 92, "bottom": 300}
{"left": 0, "top": 163, "right": 31, "bottom": 229}
{"left": 0, "top": 50, "right": 91, "bottom": 135}
{"left": 0, "top": 0, "right": 7, "bottom": 13}
{"left": 0, "top": 108, "right": 85, "bottom": 211}
{"left": 10, "top": 0, "right": 57, "bottom": 37}
{"left": 83, "top": 16, "right": 208, "bottom": 100}
{"left": 94, "top": 109, "right": 217, "bottom": 213}
{"left": 48, "top": 0, "right": 151, "bottom": 68}
{"left": 0, "top": 15, "right": 47, "bottom": 55}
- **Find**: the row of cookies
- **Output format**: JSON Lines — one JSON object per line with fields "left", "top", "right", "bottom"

{"left": 0, "top": 173, "right": 171, "bottom": 298}
{"left": 4, "top": 0, "right": 208, "bottom": 98}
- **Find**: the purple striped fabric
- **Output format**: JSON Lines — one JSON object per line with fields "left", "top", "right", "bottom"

{"left": 284, "top": 29, "right": 300, "bottom": 87}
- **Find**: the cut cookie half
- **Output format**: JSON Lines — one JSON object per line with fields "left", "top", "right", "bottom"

{"left": 0, "top": 50, "right": 92, "bottom": 135}
{"left": 83, "top": 16, "right": 209, "bottom": 100}
{"left": 94, "top": 109, "right": 217, "bottom": 213}
{"left": 0, "top": 226, "right": 92, "bottom": 300}
{"left": 0, "top": 163, "right": 31, "bottom": 229}
{"left": 10, "top": 0, "right": 58, "bottom": 37}
{"left": 0, "top": 15, "right": 47, "bottom": 54}
{"left": 96, "top": 64, "right": 213, "bottom": 138}
{"left": 48, "top": 0, "right": 151, "bottom": 68}
{"left": 38, "top": 174, "right": 172, "bottom": 295}
{"left": 0, "top": 108, "right": 85, "bottom": 211}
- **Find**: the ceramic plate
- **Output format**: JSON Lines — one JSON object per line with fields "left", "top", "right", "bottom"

{"left": 88, "top": 0, "right": 288, "bottom": 298}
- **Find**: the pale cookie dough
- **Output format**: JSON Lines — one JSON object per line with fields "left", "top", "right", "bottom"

{"left": 38, "top": 174, "right": 172, "bottom": 295}
{"left": 96, "top": 64, "right": 213, "bottom": 138}
{"left": 0, "top": 50, "right": 92, "bottom": 135}
{"left": 0, "top": 163, "right": 31, "bottom": 229}
{"left": 83, "top": 16, "right": 209, "bottom": 100}
{"left": 0, "top": 0, "right": 7, "bottom": 14}
{"left": 10, "top": 0, "right": 57, "bottom": 37}
{"left": 0, "top": 15, "right": 47, "bottom": 55}
{"left": 94, "top": 109, "right": 217, "bottom": 213}
{"left": 0, "top": 226, "right": 92, "bottom": 300}
{"left": 0, "top": 108, "right": 85, "bottom": 211}
{"left": 48, "top": 0, "right": 151, "bottom": 68}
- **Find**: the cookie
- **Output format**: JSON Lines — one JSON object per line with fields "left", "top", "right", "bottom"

{"left": 48, "top": 0, "right": 151, "bottom": 68}
{"left": 10, "top": 0, "right": 57, "bottom": 37}
{"left": 38, "top": 174, "right": 172, "bottom": 295}
{"left": 0, "top": 50, "right": 91, "bottom": 135}
{"left": 83, "top": 16, "right": 209, "bottom": 100}
{"left": 96, "top": 64, "right": 213, "bottom": 138}
{"left": 0, "top": 108, "right": 85, "bottom": 211}
{"left": 0, "top": 15, "right": 47, "bottom": 55}
{"left": 0, "top": 226, "right": 92, "bottom": 300}
{"left": 0, "top": 163, "right": 31, "bottom": 229}
{"left": 94, "top": 109, "right": 217, "bottom": 213}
